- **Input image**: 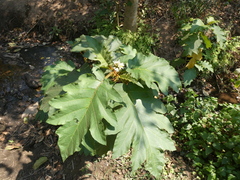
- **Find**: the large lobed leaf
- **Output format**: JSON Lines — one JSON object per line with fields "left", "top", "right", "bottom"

{"left": 212, "top": 25, "right": 227, "bottom": 48}
{"left": 127, "top": 53, "right": 181, "bottom": 95}
{"left": 71, "top": 35, "right": 122, "bottom": 67}
{"left": 107, "top": 83, "right": 175, "bottom": 177}
{"left": 37, "top": 62, "right": 92, "bottom": 121}
{"left": 41, "top": 60, "right": 76, "bottom": 92}
{"left": 47, "top": 74, "right": 122, "bottom": 161}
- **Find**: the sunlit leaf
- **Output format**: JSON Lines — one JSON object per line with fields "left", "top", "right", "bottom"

{"left": 201, "top": 33, "right": 212, "bottom": 49}
{"left": 127, "top": 53, "right": 181, "bottom": 94}
{"left": 213, "top": 25, "right": 227, "bottom": 48}
{"left": 71, "top": 35, "right": 122, "bottom": 67}
{"left": 196, "top": 60, "right": 213, "bottom": 72}
{"left": 207, "top": 16, "right": 218, "bottom": 25}
{"left": 41, "top": 60, "right": 75, "bottom": 92}
{"left": 108, "top": 83, "right": 175, "bottom": 176}
{"left": 47, "top": 74, "right": 121, "bottom": 161}
{"left": 189, "top": 19, "right": 205, "bottom": 33}
{"left": 186, "top": 50, "right": 203, "bottom": 69}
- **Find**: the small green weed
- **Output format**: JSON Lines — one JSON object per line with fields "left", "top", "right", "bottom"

{"left": 49, "top": 26, "right": 62, "bottom": 38}
{"left": 165, "top": 88, "right": 240, "bottom": 179}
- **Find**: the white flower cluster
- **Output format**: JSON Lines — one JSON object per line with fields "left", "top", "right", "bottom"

{"left": 113, "top": 60, "right": 125, "bottom": 72}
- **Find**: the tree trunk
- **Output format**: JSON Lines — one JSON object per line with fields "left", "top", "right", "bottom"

{"left": 123, "top": 0, "right": 139, "bottom": 32}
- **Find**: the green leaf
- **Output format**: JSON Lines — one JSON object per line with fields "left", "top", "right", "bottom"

{"left": 127, "top": 53, "right": 181, "bottom": 94}
{"left": 80, "top": 130, "right": 114, "bottom": 156}
{"left": 109, "top": 83, "right": 175, "bottom": 177}
{"left": 37, "top": 63, "right": 92, "bottom": 121}
{"left": 54, "top": 63, "right": 92, "bottom": 86}
{"left": 201, "top": 33, "right": 212, "bottom": 49}
{"left": 145, "top": 149, "right": 166, "bottom": 177}
{"left": 33, "top": 157, "right": 48, "bottom": 170}
{"left": 207, "top": 16, "right": 218, "bottom": 25}
{"left": 41, "top": 60, "right": 75, "bottom": 92}
{"left": 212, "top": 25, "right": 227, "bottom": 48}
{"left": 47, "top": 74, "right": 122, "bottom": 161}
{"left": 118, "top": 45, "right": 137, "bottom": 64}
{"left": 205, "top": 146, "right": 213, "bottom": 156}
{"left": 71, "top": 35, "right": 121, "bottom": 67}
{"left": 36, "top": 84, "right": 63, "bottom": 121}
{"left": 182, "top": 34, "right": 203, "bottom": 55}
{"left": 71, "top": 35, "right": 108, "bottom": 67}
{"left": 181, "top": 23, "right": 192, "bottom": 31}
{"left": 189, "top": 19, "right": 206, "bottom": 33}
{"left": 183, "top": 68, "right": 197, "bottom": 87}
{"left": 196, "top": 60, "right": 213, "bottom": 72}
{"left": 91, "top": 65, "right": 105, "bottom": 81}
{"left": 100, "top": 35, "right": 122, "bottom": 52}
{"left": 119, "top": 73, "right": 143, "bottom": 87}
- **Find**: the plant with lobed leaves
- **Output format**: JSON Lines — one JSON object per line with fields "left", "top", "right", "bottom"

{"left": 37, "top": 35, "right": 181, "bottom": 178}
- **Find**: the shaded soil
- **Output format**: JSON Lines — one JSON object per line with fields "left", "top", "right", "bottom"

{"left": 0, "top": 0, "right": 98, "bottom": 40}
{"left": 0, "top": 0, "right": 239, "bottom": 179}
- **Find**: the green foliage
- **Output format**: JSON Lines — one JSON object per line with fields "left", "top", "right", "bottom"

{"left": 180, "top": 16, "right": 226, "bottom": 58}
{"left": 92, "top": 22, "right": 155, "bottom": 54}
{"left": 231, "top": 68, "right": 240, "bottom": 89}
{"left": 175, "top": 17, "right": 240, "bottom": 86}
{"left": 37, "top": 35, "right": 181, "bottom": 178}
{"left": 49, "top": 26, "right": 62, "bottom": 38}
{"left": 90, "top": 1, "right": 156, "bottom": 54}
{"left": 114, "top": 26, "right": 156, "bottom": 55}
{"left": 231, "top": 77, "right": 240, "bottom": 89}
{"left": 205, "top": 36, "right": 240, "bottom": 73}
{"left": 165, "top": 89, "right": 240, "bottom": 179}
{"left": 233, "top": 78, "right": 240, "bottom": 88}
{"left": 90, "top": 0, "right": 117, "bottom": 36}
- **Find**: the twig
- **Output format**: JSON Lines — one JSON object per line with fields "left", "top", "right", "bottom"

{"left": 21, "top": 19, "right": 40, "bottom": 39}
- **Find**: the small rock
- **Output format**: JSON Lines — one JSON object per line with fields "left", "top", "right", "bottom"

{"left": 234, "top": 68, "right": 240, "bottom": 74}
{"left": 21, "top": 102, "right": 39, "bottom": 122}
{"left": 29, "top": 65, "right": 35, "bottom": 70}
{"left": 23, "top": 73, "right": 42, "bottom": 89}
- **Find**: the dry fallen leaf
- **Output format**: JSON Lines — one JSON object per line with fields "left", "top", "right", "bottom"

{"left": 5, "top": 143, "right": 22, "bottom": 150}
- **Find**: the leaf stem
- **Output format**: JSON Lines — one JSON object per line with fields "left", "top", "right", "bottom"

{"left": 105, "top": 71, "right": 115, "bottom": 79}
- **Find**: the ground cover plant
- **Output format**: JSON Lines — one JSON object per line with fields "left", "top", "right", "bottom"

{"left": 173, "top": 16, "right": 240, "bottom": 87}
{"left": 165, "top": 89, "right": 240, "bottom": 179}
{"left": 37, "top": 34, "right": 181, "bottom": 178}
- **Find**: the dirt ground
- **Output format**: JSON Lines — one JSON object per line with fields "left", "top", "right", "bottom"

{"left": 0, "top": 0, "right": 239, "bottom": 179}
